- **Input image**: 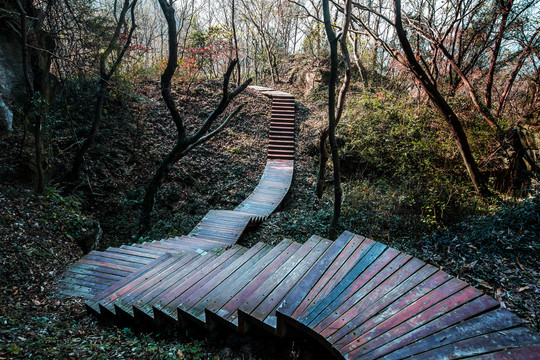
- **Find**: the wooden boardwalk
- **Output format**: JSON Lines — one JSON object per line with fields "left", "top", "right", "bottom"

{"left": 59, "top": 87, "right": 540, "bottom": 359}
{"left": 57, "top": 85, "right": 296, "bottom": 299}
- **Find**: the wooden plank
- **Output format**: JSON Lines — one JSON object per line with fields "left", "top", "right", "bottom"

{"left": 63, "top": 264, "right": 125, "bottom": 282}
{"left": 293, "top": 236, "right": 380, "bottom": 318}
{"left": 345, "top": 285, "right": 484, "bottom": 359}
{"left": 58, "top": 275, "right": 113, "bottom": 291}
{"left": 254, "top": 239, "right": 334, "bottom": 331}
{"left": 331, "top": 268, "right": 457, "bottom": 351}
{"left": 84, "top": 253, "right": 147, "bottom": 268}
{"left": 116, "top": 252, "right": 203, "bottom": 306}
{"left": 61, "top": 269, "right": 121, "bottom": 285}
{"left": 276, "top": 231, "right": 355, "bottom": 319}
{"left": 211, "top": 241, "right": 303, "bottom": 324}
{"left": 360, "top": 308, "right": 527, "bottom": 360}
{"left": 297, "top": 242, "right": 390, "bottom": 327}
{"left": 154, "top": 246, "right": 247, "bottom": 320}
{"left": 106, "top": 247, "right": 162, "bottom": 259}
{"left": 94, "top": 254, "right": 179, "bottom": 305}
{"left": 182, "top": 243, "right": 272, "bottom": 322}
{"left": 127, "top": 252, "right": 220, "bottom": 317}
{"left": 332, "top": 270, "right": 452, "bottom": 340}
{"left": 205, "top": 240, "right": 294, "bottom": 319}
{"left": 235, "top": 236, "right": 325, "bottom": 332}
{"left": 90, "top": 249, "right": 154, "bottom": 264}
{"left": 400, "top": 327, "right": 540, "bottom": 360}
{"left": 78, "top": 258, "right": 140, "bottom": 273}
{"left": 337, "top": 276, "right": 469, "bottom": 353}
{"left": 354, "top": 295, "right": 500, "bottom": 360}
{"left": 67, "top": 260, "right": 133, "bottom": 278}
{"left": 471, "top": 345, "right": 540, "bottom": 359}
{"left": 120, "top": 244, "right": 168, "bottom": 256}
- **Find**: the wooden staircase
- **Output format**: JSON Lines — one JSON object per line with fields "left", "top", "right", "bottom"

{"left": 58, "top": 86, "right": 540, "bottom": 359}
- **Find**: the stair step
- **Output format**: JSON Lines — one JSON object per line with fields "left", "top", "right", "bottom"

{"left": 236, "top": 235, "right": 331, "bottom": 334}
{"left": 85, "top": 253, "right": 178, "bottom": 315}
{"left": 204, "top": 239, "right": 296, "bottom": 329}
{"left": 116, "top": 252, "right": 220, "bottom": 321}
{"left": 151, "top": 245, "right": 249, "bottom": 323}
{"left": 207, "top": 240, "right": 304, "bottom": 328}
{"left": 243, "top": 238, "right": 335, "bottom": 334}
{"left": 179, "top": 243, "right": 273, "bottom": 325}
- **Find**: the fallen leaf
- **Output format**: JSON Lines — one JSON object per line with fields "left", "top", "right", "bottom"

{"left": 475, "top": 278, "right": 493, "bottom": 290}
{"left": 519, "top": 286, "right": 530, "bottom": 292}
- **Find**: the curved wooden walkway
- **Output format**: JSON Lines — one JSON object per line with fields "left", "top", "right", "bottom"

{"left": 57, "top": 86, "right": 295, "bottom": 299}
{"left": 59, "top": 87, "right": 540, "bottom": 359}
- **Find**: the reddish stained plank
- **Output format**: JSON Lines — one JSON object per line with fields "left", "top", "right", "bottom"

{"left": 213, "top": 241, "right": 302, "bottom": 324}
{"left": 78, "top": 258, "right": 139, "bottom": 273}
{"left": 117, "top": 252, "right": 203, "bottom": 306}
{"left": 66, "top": 260, "right": 133, "bottom": 278}
{"left": 154, "top": 247, "right": 241, "bottom": 306}
{"left": 292, "top": 236, "right": 380, "bottom": 317}
{"left": 59, "top": 275, "right": 113, "bottom": 291}
{"left": 236, "top": 237, "right": 323, "bottom": 320}
{"left": 106, "top": 247, "right": 162, "bottom": 260}
{"left": 355, "top": 295, "right": 499, "bottom": 360}
{"left": 185, "top": 244, "right": 273, "bottom": 320}
{"left": 171, "top": 236, "right": 229, "bottom": 248}
{"left": 115, "top": 254, "right": 214, "bottom": 318}
{"left": 308, "top": 251, "right": 411, "bottom": 330}
{"left": 403, "top": 327, "right": 540, "bottom": 360}
{"left": 206, "top": 240, "right": 294, "bottom": 318}
{"left": 346, "top": 285, "right": 483, "bottom": 359}
{"left": 88, "top": 250, "right": 152, "bottom": 265}
{"left": 156, "top": 246, "right": 247, "bottom": 319}
{"left": 129, "top": 252, "right": 220, "bottom": 317}
{"left": 83, "top": 253, "right": 146, "bottom": 268}
{"left": 363, "top": 307, "right": 528, "bottom": 360}
{"left": 180, "top": 243, "right": 269, "bottom": 312}
{"left": 299, "top": 242, "right": 389, "bottom": 327}
{"left": 296, "top": 237, "right": 380, "bottom": 319}
{"left": 337, "top": 276, "right": 469, "bottom": 353}
{"left": 64, "top": 263, "right": 125, "bottom": 282}
{"left": 277, "top": 231, "right": 355, "bottom": 319}
{"left": 120, "top": 244, "right": 168, "bottom": 256}
{"left": 323, "top": 266, "right": 445, "bottom": 343}
{"left": 95, "top": 254, "right": 179, "bottom": 305}
{"left": 250, "top": 239, "right": 333, "bottom": 327}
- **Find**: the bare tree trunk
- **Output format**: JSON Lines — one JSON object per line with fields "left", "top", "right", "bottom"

{"left": 393, "top": 0, "right": 489, "bottom": 196}
{"left": 323, "top": 0, "right": 351, "bottom": 239}
{"left": 485, "top": 0, "right": 512, "bottom": 109}
{"left": 139, "top": 0, "right": 251, "bottom": 236}
{"left": 16, "top": 0, "right": 45, "bottom": 193}
{"left": 496, "top": 27, "right": 540, "bottom": 117}
{"left": 316, "top": 128, "right": 329, "bottom": 199}
{"left": 68, "top": 0, "right": 138, "bottom": 181}
{"left": 231, "top": 0, "right": 241, "bottom": 84}
{"left": 317, "top": 0, "right": 352, "bottom": 204}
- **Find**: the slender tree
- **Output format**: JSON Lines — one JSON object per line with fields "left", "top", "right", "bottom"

{"left": 139, "top": 0, "right": 252, "bottom": 235}
{"left": 322, "top": 0, "right": 352, "bottom": 239}
{"left": 68, "top": 0, "right": 138, "bottom": 181}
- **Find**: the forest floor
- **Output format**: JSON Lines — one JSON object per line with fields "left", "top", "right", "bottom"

{"left": 0, "top": 77, "right": 538, "bottom": 359}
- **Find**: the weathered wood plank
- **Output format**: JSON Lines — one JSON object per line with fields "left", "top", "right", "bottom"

{"left": 211, "top": 241, "right": 303, "bottom": 325}
{"left": 397, "top": 327, "right": 540, "bottom": 360}
{"left": 298, "top": 242, "right": 391, "bottom": 327}
{"left": 345, "top": 285, "right": 484, "bottom": 359}
{"left": 276, "top": 231, "right": 355, "bottom": 321}
{"left": 354, "top": 295, "right": 500, "bottom": 360}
